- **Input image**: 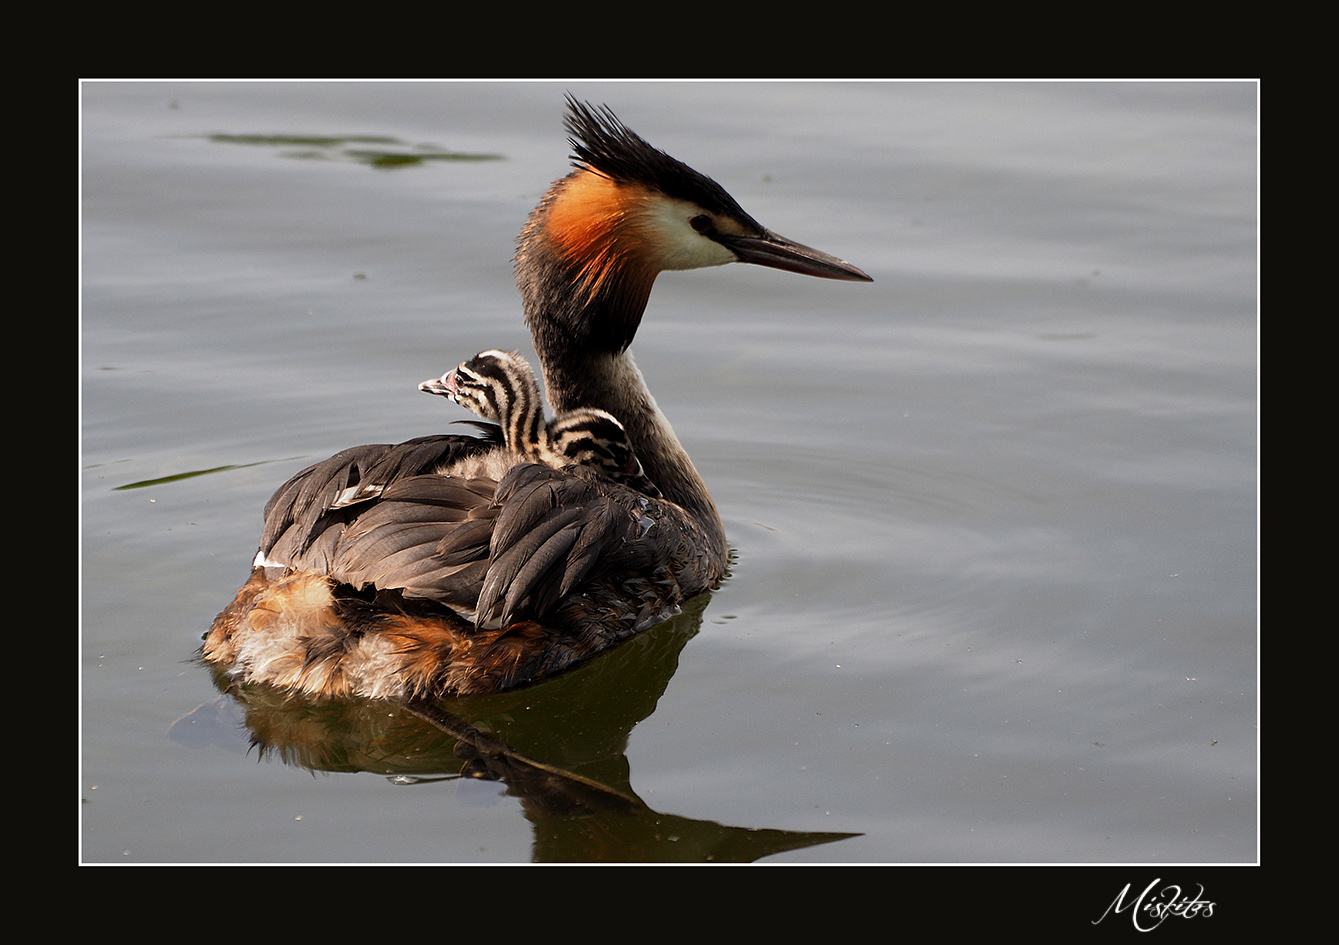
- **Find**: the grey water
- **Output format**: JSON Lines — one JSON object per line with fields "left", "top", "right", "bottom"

{"left": 80, "top": 80, "right": 1257, "bottom": 864}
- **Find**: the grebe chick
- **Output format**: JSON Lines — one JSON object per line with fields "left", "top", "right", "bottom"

{"left": 420, "top": 349, "right": 660, "bottom": 496}
{"left": 204, "top": 97, "right": 870, "bottom": 699}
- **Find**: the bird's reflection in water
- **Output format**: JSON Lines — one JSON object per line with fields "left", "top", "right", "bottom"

{"left": 185, "top": 594, "right": 859, "bottom": 863}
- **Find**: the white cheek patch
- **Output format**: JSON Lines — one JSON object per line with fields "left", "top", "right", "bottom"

{"left": 642, "top": 197, "right": 736, "bottom": 271}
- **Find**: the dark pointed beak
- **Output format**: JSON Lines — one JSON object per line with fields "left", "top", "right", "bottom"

{"left": 419, "top": 373, "right": 459, "bottom": 399}
{"left": 716, "top": 229, "right": 872, "bottom": 282}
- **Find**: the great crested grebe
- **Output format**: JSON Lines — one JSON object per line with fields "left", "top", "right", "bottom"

{"left": 203, "top": 96, "right": 870, "bottom": 699}
{"left": 420, "top": 349, "right": 660, "bottom": 496}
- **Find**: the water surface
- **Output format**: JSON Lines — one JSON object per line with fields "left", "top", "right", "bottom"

{"left": 81, "top": 80, "right": 1257, "bottom": 864}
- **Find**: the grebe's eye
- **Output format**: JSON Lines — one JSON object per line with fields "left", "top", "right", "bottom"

{"left": 689, "top": 214, "right": 713, "bottom": 233}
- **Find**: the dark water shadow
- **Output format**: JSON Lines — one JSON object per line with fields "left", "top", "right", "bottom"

{"left": 197, "top": 132, "right": 504, "bottom": 168}
{"left": 181, "top": 594, "right": 858, "bottom": 863}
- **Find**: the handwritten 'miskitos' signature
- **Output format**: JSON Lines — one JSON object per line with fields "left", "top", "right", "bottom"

{"left": 1094, "top": 878, "right": 1215, "bottom": 931}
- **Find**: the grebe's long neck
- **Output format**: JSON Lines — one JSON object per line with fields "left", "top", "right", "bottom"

{"left": 517, "top": 172, "right": 726, "bottom": 556}
{"left": 543, "top": 345, "right": 724, "bottom": 551}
